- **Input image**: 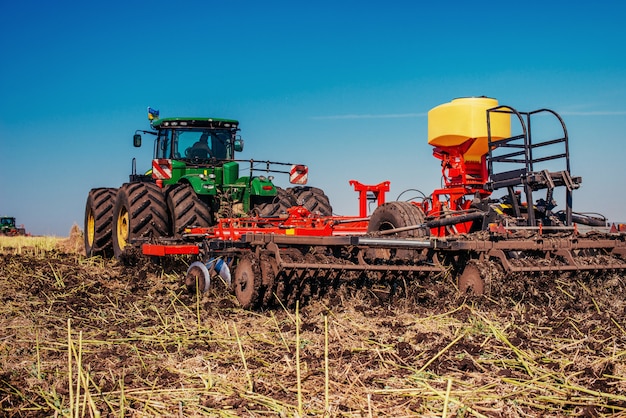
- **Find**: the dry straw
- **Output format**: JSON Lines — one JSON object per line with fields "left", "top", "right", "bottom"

{"left": 1, "top": 247, "right": 626, "bottom": 416}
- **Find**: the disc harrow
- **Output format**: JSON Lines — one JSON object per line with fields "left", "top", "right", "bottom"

{"left": 140, "top": 213, "right": 626, "bottom": 310}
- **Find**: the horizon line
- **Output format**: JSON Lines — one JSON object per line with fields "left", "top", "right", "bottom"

{"left": 311, "top": 112, "right": 428, "bottom": 120}
{"left": 560, "top": 111, "right": 626, "bottom": 116}
{"left": 312, "top": 110, "right": 626, "bottom": 120}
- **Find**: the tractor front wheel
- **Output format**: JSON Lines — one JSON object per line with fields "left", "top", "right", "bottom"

{"left": 112, "top": 182, "right": 169, "bottom": 258}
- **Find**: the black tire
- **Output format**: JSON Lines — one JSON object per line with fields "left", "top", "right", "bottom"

{"left": 251, "top": 187, "right": 297, "bottom": 217}
{"left": 367, "top": 201, "right": 428, "bottom": 260}
{"left": 166, "top": 183, "right": 213, "bottom": 237}
{"left": 84, "top": 188, "right": 117, "bottom": 257}
{"left": 288, "top": 186, "right": 333, "bottom": 216}
{"left": 112, "top": 182, "right": 170, "bottom": 258}
{"left": 367, "top": 201, "right": 428, "bottom": 237}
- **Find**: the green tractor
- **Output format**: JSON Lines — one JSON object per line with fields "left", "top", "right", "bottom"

{"left": 84, "top": 108, "right": 332, "bottom": 258}
{"left": 0, "top": 217, "right": 26, "bottom": 236}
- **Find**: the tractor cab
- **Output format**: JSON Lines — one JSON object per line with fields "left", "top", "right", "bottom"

{"left": 0, "top": 216, "right": 26, "bottom": 236}
{"left": 152, "top": 118, "right": 243, "bottom": 162}
{"left": 134, "top": 117, "right": 243, "bottom": 162}
{"left": 132, "top": 115, "right": 248, "bottom": 194}
{"left": 0, "top": 217, "right": 16, "bottom": 230}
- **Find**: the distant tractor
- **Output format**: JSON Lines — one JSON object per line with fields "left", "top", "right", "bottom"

{"left": 0, "top": 217, "right": 26, "bottom": 236}
{"left": 84, "top": 108, "right": 331, "bottom": 258}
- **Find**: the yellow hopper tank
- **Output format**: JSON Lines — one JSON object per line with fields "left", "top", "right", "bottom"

{"left": 427, "top": 97, "right": 511, "bottom": 161}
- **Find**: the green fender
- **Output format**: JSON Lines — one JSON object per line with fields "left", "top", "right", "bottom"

{"left": 236, "top": 176, "right": 277, "bottom": 197}
{"left": 178, "top": 176, "right": 218, "bottom": 195}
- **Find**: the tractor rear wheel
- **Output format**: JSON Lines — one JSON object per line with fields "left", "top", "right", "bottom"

{"left": 166, "top": 183, "right": 213, "bottom": 237}
{"left": 251, "top": 187, "right": 296, "bottom": 217}
{"left": 84, "top": 187, "right": 117, "bottom": 257}
{"left": 288, "top": 186, "right": 333, "bottom": 216}
{"left": 112, "top": 182, "right": 169, "bottom": 258}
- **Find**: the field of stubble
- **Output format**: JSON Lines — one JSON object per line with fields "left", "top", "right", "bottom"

{"left": 1, "top": 233, "right": 626, "bottom": 417}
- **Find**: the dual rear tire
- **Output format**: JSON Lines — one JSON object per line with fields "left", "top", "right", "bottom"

{"left": 111, "top": 182, "right": 170, "bottom": 258}
{"left": 86, "top": 182, "right": 331, "bottom": 258}
{"left": 84, "top": 188, "right": 117, "bottom": 257}
{"left": 85, "top": 182, "right": 214, "bottom": 258}
{"left": 253, "top": 186, "right": 333, "bottom": 217}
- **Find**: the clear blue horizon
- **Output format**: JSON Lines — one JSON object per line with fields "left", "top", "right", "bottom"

{"left": 1, "top": 1, "right": 625, "bottom": 236}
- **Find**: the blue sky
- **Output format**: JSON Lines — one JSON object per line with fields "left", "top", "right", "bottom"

{"left": 1, "top": 0, "right": 625, "bottom": 236}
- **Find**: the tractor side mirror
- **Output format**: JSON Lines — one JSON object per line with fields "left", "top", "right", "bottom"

{"left": 133, "top": 134, "right": 142, "bottom": 147}
{"left": 234, "top": 138, "right": 244, "bottom": 152}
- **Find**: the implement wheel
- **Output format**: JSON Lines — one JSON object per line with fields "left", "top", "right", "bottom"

{"left": 233, "top": 254, "right": 262, "bottom": 309}
{"left": 367, "top": 201, "right": 428, "bottom": 259}
{"left": 84, "top": 187, "right": 117, "bottom": 257}
{"left": 368, "top": 201, "right": 428, "bottom": 237}
{"left": 112, "top": 182, "right": 169, "bottom": 258}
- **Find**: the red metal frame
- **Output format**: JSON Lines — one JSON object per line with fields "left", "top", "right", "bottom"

{"left": 349, "top": 180, "right": 390, "bottom": 217}
{"left": 143, "top": 243, "right": 200, "bottom": 256}
{"left": 142, "top": 182, "right": 383, "bottom": 256}
{"left": 185, "top": 205, "right": 370, "bottom": 241}
{"left": 414, "top": 138, "right": 494, "bottom": 236}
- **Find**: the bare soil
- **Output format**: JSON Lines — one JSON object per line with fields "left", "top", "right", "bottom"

{"left": 1, "top": 238, "right": 626, "bottom": 417}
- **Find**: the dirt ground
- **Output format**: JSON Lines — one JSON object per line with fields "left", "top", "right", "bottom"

{"left": 1, "top": 237, "right": 626, "bottom": 417}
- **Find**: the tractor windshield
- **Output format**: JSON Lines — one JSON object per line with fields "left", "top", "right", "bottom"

{"left": 156, "top": 128, "right": 234, "bottom": 160}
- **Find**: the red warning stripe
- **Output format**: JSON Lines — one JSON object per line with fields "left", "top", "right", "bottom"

{"left": 152, "top": 159, "right": 172, "bottom": 180}
{"left": 289, "top": 164, "right": 308, "bottom": 185}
